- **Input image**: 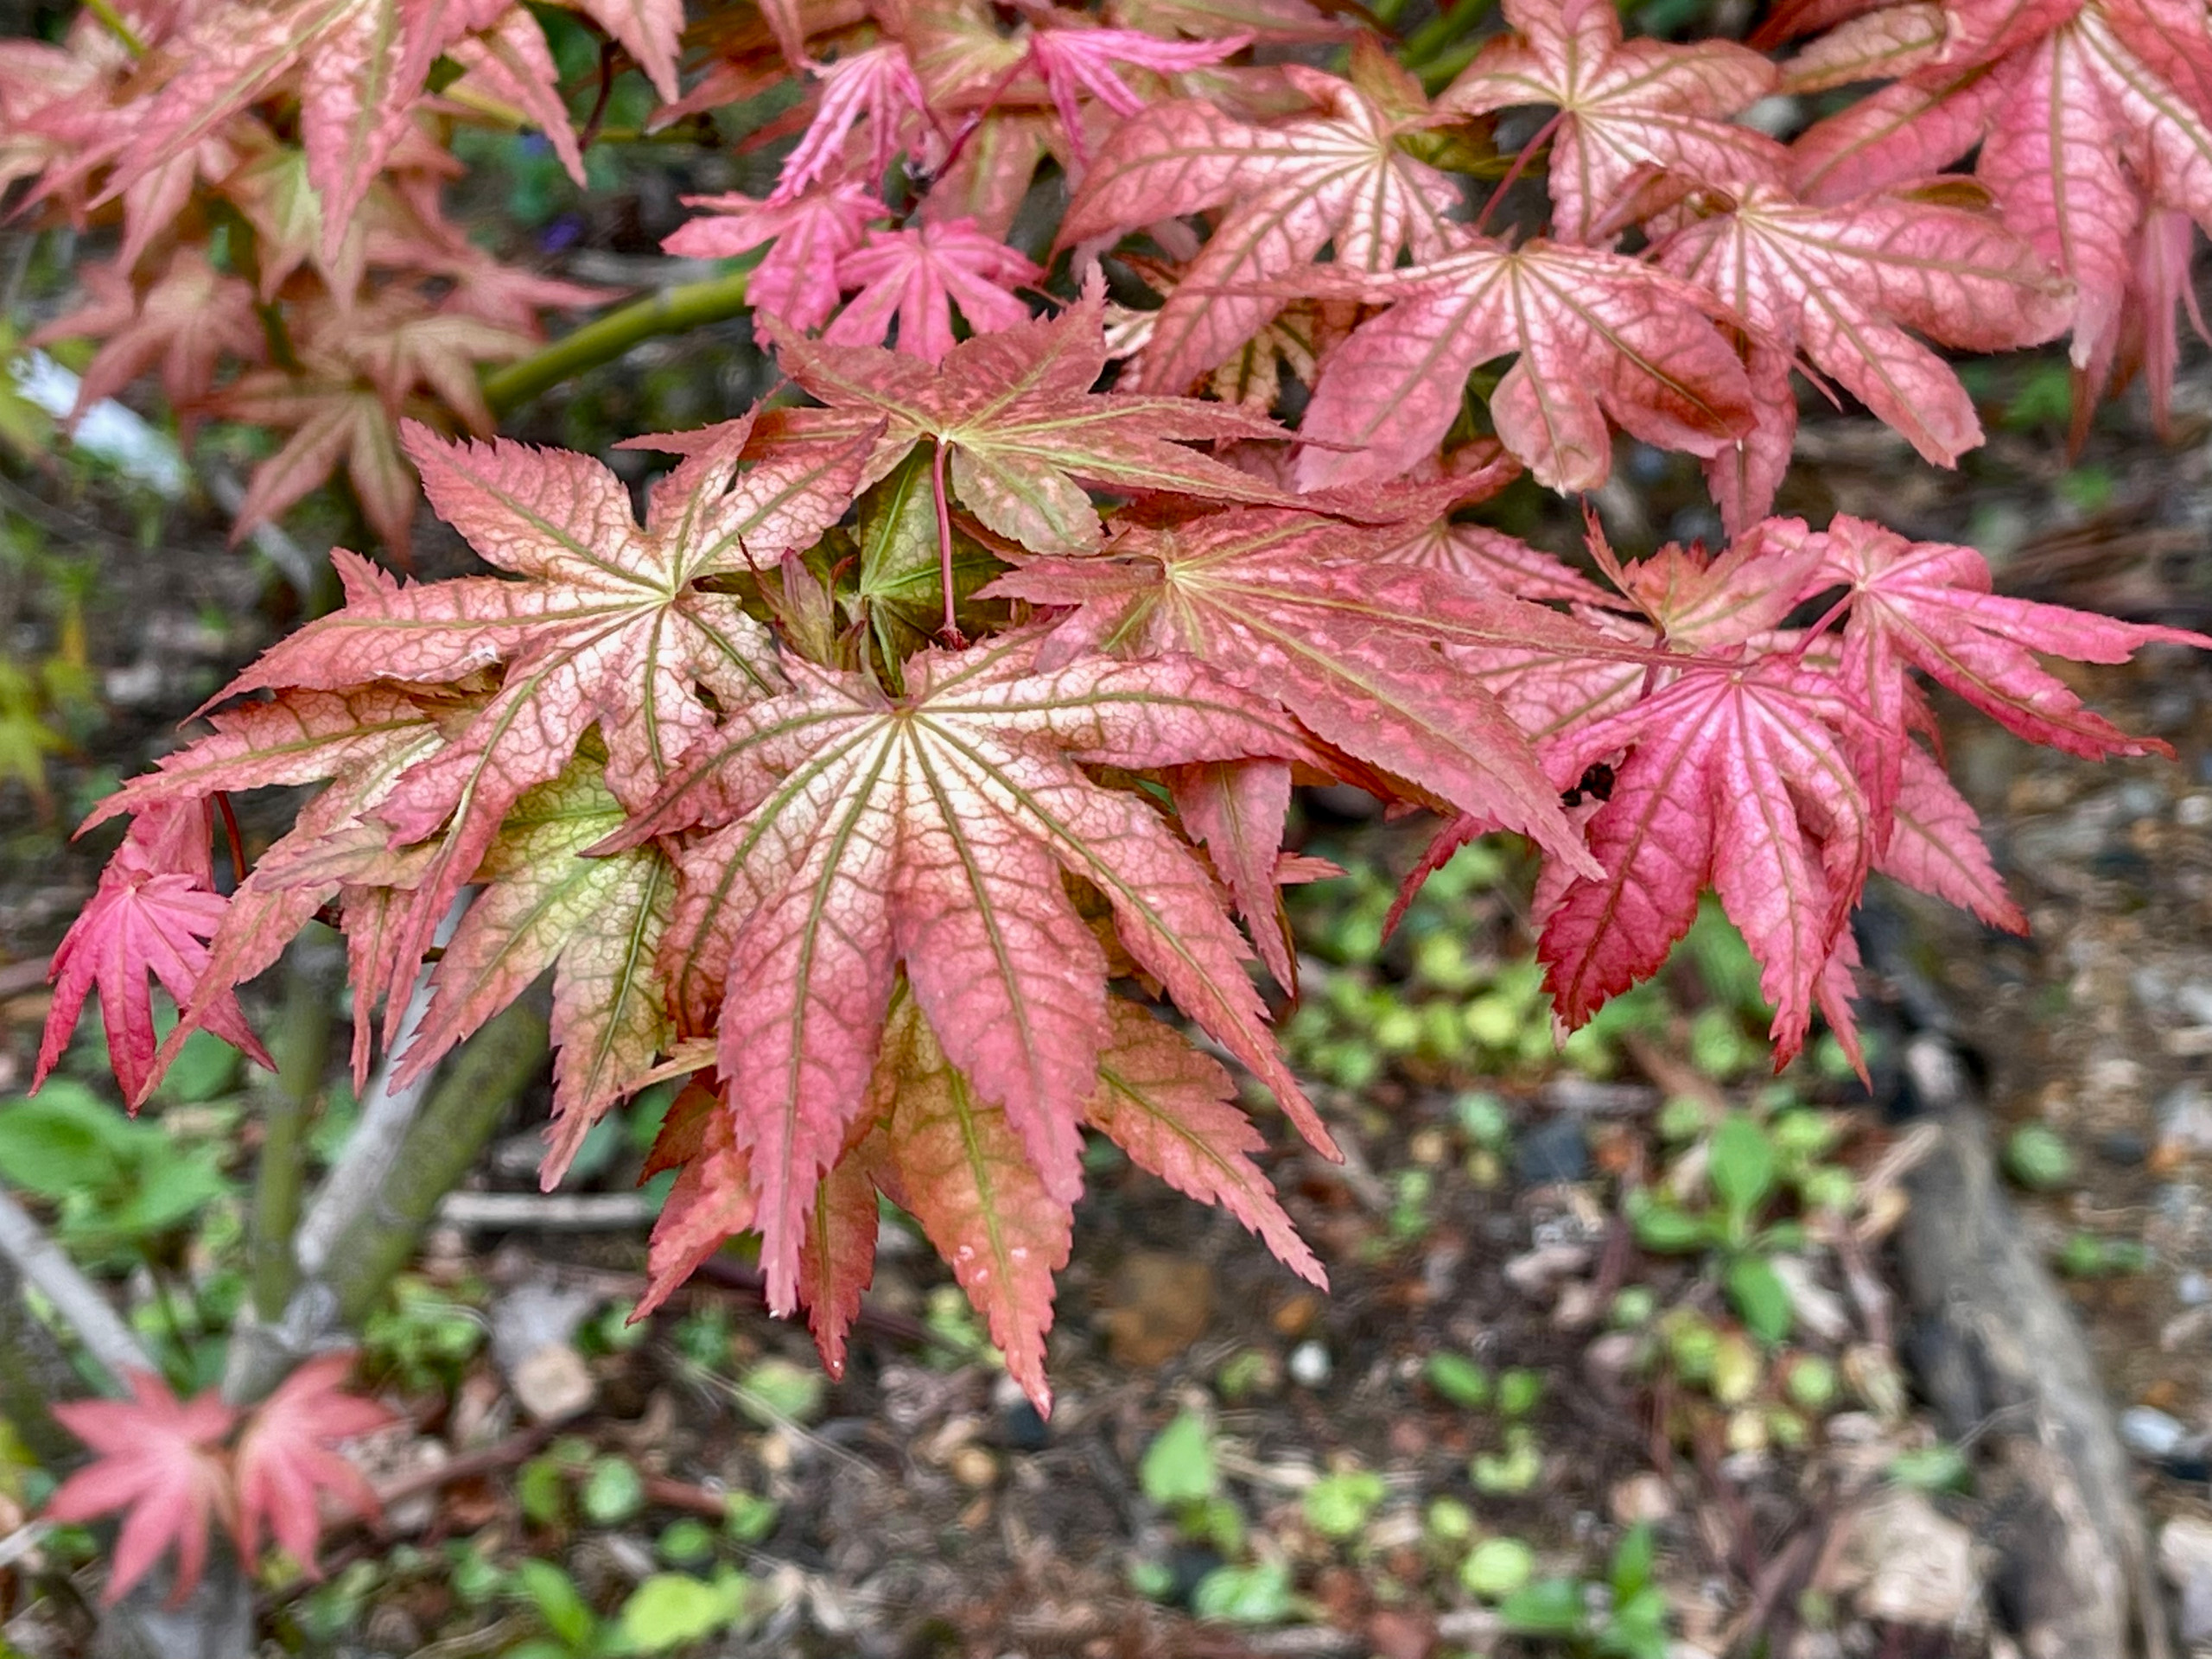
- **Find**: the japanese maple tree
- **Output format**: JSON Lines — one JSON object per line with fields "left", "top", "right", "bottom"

{"left": 12, "top": 0, "right": 2212, "bottom": 1568}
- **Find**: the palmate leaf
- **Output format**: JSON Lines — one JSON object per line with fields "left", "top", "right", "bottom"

{"left": 1056, "top": 47, "right": 1461, "bottom": 392}
{"left": 871, "top": 994, "right": 1070, "bottom": 1409}
{"left": 1294, "top": 232, "right": 1756, "bottom": 493}
{"left": 1783, "top": 0, "right": 2212, "bottom": 416}
{"left": 760, "top": 284, "right": 1300, "bottom": 555}
{"left": 209, "top": 293, "right": 539, "bottom": 552}
{"left": 232, "top": 1354, "right": 392, "bottom": 1574}
{"left": 601, "top": 630, "right": 1329, "bottom": 1313}
{"left": 825, "top": 217, "right": 1043, "bottom": 364}
{"left": 30, "top": 251, "right": 262, "bottom": 425}
{"left": 96, "top": 690, "right": 449, "bottom": 1098}
{"left": 35, "top": 803, "right": 273, "bottom": 1106}
{"left": 1788, "top": 514, "right": 2212, "bottom": 797}
{"left": 1434, "top": 0, "right": 1782, "bottom": 244}
{"left": 641, "top": 991, "right": 1318, "bottom": 1410}
{"left": 1654, "top": 183, "right": 2073, "bottom": 532}
{"left": 213, "top": 416, "right": 872, "bottom": 1061}
{"left": 102, "top": 0, "right": 679, "bottom": 259}
{"left": 986, "top": 508, "right": 1630, "bottom": 873}
{"left": 103, "top": 0, "right": 466, "bottom": 264}
{"left": 664, "top": 179, "right": 879, "bottom": 334}
{"left": 46, "top": 1373, "right": 237, "bottom": 1605}
{"left": 398, "top": 758, "right": 676, "bottom": 1184}
{"left": 1536, "top": 655, "right": 1875, "bottom": 1065}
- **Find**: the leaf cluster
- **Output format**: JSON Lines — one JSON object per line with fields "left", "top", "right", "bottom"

{"left": 16, "top": 0, "right": 2212, "bottom": 1449}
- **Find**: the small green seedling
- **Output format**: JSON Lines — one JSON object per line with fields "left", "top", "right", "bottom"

{"left": 1495, "top": 1525, "right": 1669, "bottom": 1659}
{"left": 2004, "top": 1124, "right": 2075, "bottom": 1191}
{"left": 1304, "top": 1469, "right": 1386, "bottom": 1541}
{"left": 1425, "top": 1352, "right": 1492, "bottom": 1409}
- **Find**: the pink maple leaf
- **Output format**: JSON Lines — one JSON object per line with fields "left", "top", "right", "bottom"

{"left": 1783, "top": 0, "right": 2212, "bottom": 425}
{"left": 35, "top": 802, "right": 272, "bottom": 1106}
{"left": 234, "top": 1355, "right": 393, "bottom": 1573}
{"left": 1654, "top": 183, "right": 2073, "bottom": 533}
{"left": 663, "top": 177, "right": 879, "bottom": 334}
{"left": 31, "top": 251, "right": 263, "bottom": 429}
{"left": 1024, "top": 24, "right": 1248, "bottom": 160}
{"left": 1789, "top": 513, "right": 2212, "bottom": 815}
{"left": 827, "top": 216, "right": 1042, "bottom": 362}
{"left": 773, "top": 43, "right": 929, "bottom": 201}
{"left": 1536, "top": 654, "right": 1875, "bottom": 1065}
{"left": 1435, "top": 0, "right": 1782, "bottom": 243}
{"left": 46, "top": 1372, "right": 238, "bottom": 1605}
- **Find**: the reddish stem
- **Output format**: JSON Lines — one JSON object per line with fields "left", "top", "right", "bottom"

{"left": 213, "top": 793, "right": 246, "bottom": 888}
{"left": 931, "top": 440, "right": 965, "bottom": 647}
{"left": 1471, "top": 108, "right": 1565, "bottom": 238}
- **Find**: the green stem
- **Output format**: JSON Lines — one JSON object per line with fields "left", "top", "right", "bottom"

{"left": 482, "top": 264, "right": 759, "bottom": 418}
{"left": 1399, "top": 0, "right": 1491, "bottom": 71}
{"left": 249, "top": 939, "right": 339, "bottom": 1325}
{"left": 80, "top": 0, "right": 145, "bottom": 54}
{"left": 1412, "top": 35, "right": 1489, "bottom": 89}
{"left": 325, "top": 1001, "right": 549, "bottom": 1329}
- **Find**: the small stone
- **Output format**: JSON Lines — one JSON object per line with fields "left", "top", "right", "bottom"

{"left": 2163, "top": 1517, "right": 2212, "bottom": 1644}
{"left": 1819, "top": 1490, "right": 1982, "bottom": 1630}
{"left": 511, "top": 1344, "right": 595, "bottom": 1425}
{"left": 2177, "top": 793, "right": 2212, "bottom": 829}
{"left": 1514, "top": 1116, "right": 1588, "bottom": 1186}
{"left": 950, "top": 1446, "right": 999, "bottom": 1488}
{"left": 1103, "top": 1251, "right": 1215, "bottom": 1367}
{"left": 2182, "top": 1271, "right": 2210, "bottom": 1307}
{"left": 1609, "top": 1472, "right": 1675, "bottom": 1525}
{"left": 1503, "top": 1243, "right": 1592, "bottom": 1297}
{"left": 2120, "top": 1405, "right": 2187, "bottom": 1460}
{"left": 1271, "top": 1289, "right": 1322, "bottom": 1337}
{"left": 2095, "top": 1129, "right": 2149, "bottom": 1166}
{"left": 1288, "top": 1340, "right": 1332, "bottom": 1388}
{"left": 1001, "top": 1399, "right": 1050, "bottom": 1452}
{"left": 2158, "top": 1083, "right": 2212, "bottom": 1156}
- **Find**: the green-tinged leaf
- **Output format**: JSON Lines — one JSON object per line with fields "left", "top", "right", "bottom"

{"left": 1709, "top": 1114, "right": 1777, "bottom": 1222}
{"left": 1724, "top": 1254, "right": 1794, "bottom": 1344}
{"left": 0, "top": 1084, "right": 131, "bottom": 1196}
{"left": 1189, "top": 1559, "right": 1294, "bottom": 1624}
{"left": 401, "top": 759, "right": 676, "bottom": 1184}
{"left": 1303, "top": 1469, "right": 1385, "bottom": 1539}
{"left": 764, "top": 287, "right": 1300, "bottom": 556}
{"left": 615, "top": 1570, "right": 750, "bottom": 1652}
{"left": 850, "top": 448, "right": 1005, "bottom": 680}
{"left": 872, "top": 996, "right": 1074, "bottom": 1414}
{"left": 1140, "top": 1412, "right": 1218, "bottom": 1506}
{"left": 1497, "top": 1577, "right": 1586, "bottom": 1636}
{"left": 513, "top": 1560, "right": 597, "bottom": 1650}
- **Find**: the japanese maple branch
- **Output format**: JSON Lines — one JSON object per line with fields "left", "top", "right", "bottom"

{"left": 322, "top": 999, "right": 550, "bottom": 1328}
{"left": 228, "top": 999, "right": 549, "bottom": 1403}
{"left": 480, "top": 263, "right": 758, "bottom": 417}
{"left": 0, "top": 1185, "right": 154, "bottom": 1389}
{"left": 292, "top": 895, "right": 466, "bottom": 1281}
{"left": 248, "top": 937, "right": 341, "bottom": 1325}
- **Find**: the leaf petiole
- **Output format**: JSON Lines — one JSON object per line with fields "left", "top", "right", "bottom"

{"left": 81, "top": 0, "right": 145, "bottom": 54}
{"left": 931, "top": 439, "right": 964, "bottom": 648}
